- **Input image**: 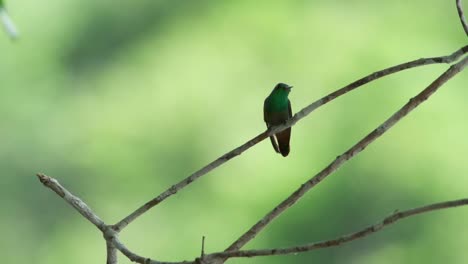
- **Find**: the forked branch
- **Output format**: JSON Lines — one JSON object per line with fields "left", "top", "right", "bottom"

{"left": 36, "top": 174, "right": 468, "bottom": 264}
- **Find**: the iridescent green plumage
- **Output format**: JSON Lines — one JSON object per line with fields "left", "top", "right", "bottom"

{"left": 263, "top": 83, "right": 292, "bottom": 157}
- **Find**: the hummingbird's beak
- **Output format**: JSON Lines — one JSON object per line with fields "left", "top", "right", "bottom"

{"left": 287, "top": 85, "right": 293, "bottom": 90}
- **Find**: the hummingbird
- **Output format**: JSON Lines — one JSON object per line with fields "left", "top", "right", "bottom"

{"left": 263, "top": 83, "right": 293, "bottom": 157}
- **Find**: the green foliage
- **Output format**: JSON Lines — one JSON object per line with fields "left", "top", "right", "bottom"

{"left": 1, "top": 1, "right": 467, "bottom": 263}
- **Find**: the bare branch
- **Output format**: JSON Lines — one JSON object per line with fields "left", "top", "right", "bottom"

{"left": 113, "top": 46, "right": 468, "bottom": 232}
{"left": 224, "top": 55, "right": 468, "bottom": 252}
{"left": 457, "top": 0, "right": 468, "bottom": 36}
{"left": 35, "top": 174, "right": 468, "bottom": 263}
{"left": 205, "top": 198, "right": 468, "bottom": 259}
{"left": 36, "top": 173, "right": 106, "bottom": 231}
{"left": 106, "top": 241, "right": 118, "bottom": 264}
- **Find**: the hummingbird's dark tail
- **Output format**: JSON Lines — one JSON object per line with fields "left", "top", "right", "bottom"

{"left": 276, "top": 128, "right": 291, "bottom": 157}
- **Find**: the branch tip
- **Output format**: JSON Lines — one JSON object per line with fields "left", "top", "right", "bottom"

{"left": 201, "top": 236, "right": 206, "bottom": 257}
{"left": 36, "top": 173, "right": 48, "bottom": 183}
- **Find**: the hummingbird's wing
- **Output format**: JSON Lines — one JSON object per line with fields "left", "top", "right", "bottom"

{"left": 264, "top": 100, "right": 281, "bottom": 153}
{"left": 276, "top": 100, "right": 292, "bottom": 157}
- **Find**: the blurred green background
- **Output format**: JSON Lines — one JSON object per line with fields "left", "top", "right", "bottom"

{"left": 1, "top": 0, "right": 467, "bottom": 263}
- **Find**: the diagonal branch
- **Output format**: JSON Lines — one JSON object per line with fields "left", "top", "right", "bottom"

{"left": 206, "top": 198, "right": 468, "bottom": 259}
{"left": 224, "top": 55, "right": 468, "bottom": 253}
{"left": 457, "top": 0, "right": 468, "bottom": 36}
{"left": 113, "top": 45, "right": 468, "bottom": 232}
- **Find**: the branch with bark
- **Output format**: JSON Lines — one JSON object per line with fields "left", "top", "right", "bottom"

{"left": 35, "top": 1, "right": 468, "bottom": 264}
{"left": 457, "top": 0, "right": 468, "bottom": 36}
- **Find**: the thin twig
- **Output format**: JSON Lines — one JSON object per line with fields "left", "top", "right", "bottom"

{"left": 457, "top": 0, "right": 468, "bottom": 36}
{"left": 113, "top": 46, "right": 468, "bottom": 232}
{"left": 201, "top": 236, "right": 206, "bottom": 257}
{"left": 224, "top": 55, "right": 468, "bottom": 252}
{"left": 205, "top": 198, "right": 468, "bottom": 259}
{"left": 36, "top": 173, "right": 106, "bottom": 231}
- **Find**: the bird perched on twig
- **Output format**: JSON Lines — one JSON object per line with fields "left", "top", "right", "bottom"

{"left": 263, "top": 83, "right": 293, "bottom": 157}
